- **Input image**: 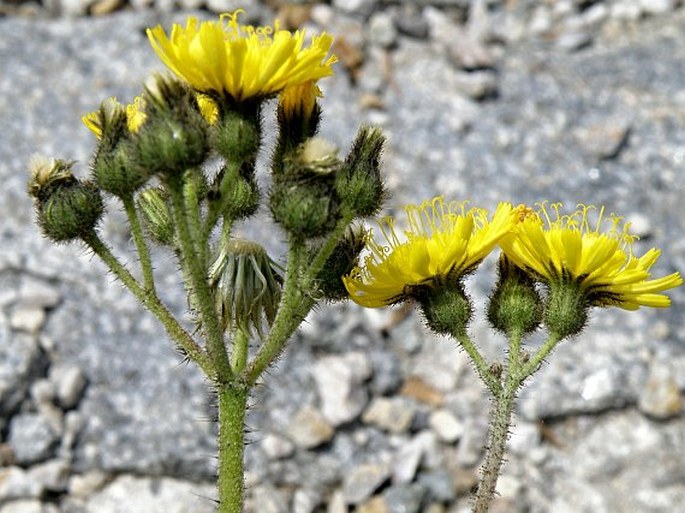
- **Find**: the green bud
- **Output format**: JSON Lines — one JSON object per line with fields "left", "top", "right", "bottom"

{"left": 487, "top": 255, "right": 543, "bottom": 337}
{"left": 137, "top": 187, "right": 175, "bottom": 246}
{"left": 417, "top": 281, "right": 473, "bottom": 337}
{"left": 208, "top": 239, "right": 282, "bottom": 337}
{"left": 285, "top": 137, "right": 342, "bottom": 176}
{"left": 336, "top": 126, "right": 386, "bottom": 217}
{"left": 315, "top": 225, "right": 367, "bottom": 301}
{"left": 134, "top": 75, "right": 209, "bottom": 177}
{"left": 92, "top": 143, "right": 151, "bottom": 197}
{"left": 274, "top": 82, "right": 322, "bottom": 169}
{"left": 209, "top": 164, "right": 260, "bottom": 221}
{"left": 544, "top": 279, "right": 589, "bottom": 339}
{"left": 37, "top": 181, "right": 104, "bottom": 242}
{"left": 270, "top": 180, "right": 339, "bottom": 239}
{"left": 212, "top": 105, "right": 261, "bottom": 166}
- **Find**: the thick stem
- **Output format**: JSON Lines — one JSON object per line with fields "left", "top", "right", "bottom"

{"left": 242, "top": 242, "right": 312, "bottom": 386}
{"left": 472, "top": 386, "right": 517, "bottom": 513}
{"left": 217, "top": 381, "right": 248, "bottom": 513}
{"left": 167, "top": 176, "right": 233, "bottom": 382}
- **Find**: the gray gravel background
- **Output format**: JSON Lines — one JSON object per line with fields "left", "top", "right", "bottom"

{"left": 1, "top": 2, "right": 684, "bottom": 512}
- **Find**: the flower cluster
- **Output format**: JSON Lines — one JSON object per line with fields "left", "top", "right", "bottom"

{"left": 345, "top": 197, "right": 681, "bottom": 328}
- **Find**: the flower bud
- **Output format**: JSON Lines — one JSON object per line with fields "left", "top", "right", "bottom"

{"left": 208, "top": 239, "right": 282, "bottom": 337}
{"left": 544, "top": 280, "right": 589, "bottom": 340}
{"left": 416, "top": 281, "right": 473, "bottom": 337}
{"left": 134, "top": 75, "right": 209, "bottom": 177}
{"left": 487, "top": 254, "right": 543, "bottom": 336}
{"left": 315, "top": 225, "right": 367, "bottom": 301}
{"left": 212, "top": 106, "right": 261, "bottom": 166}
{"left": 270, "top": 179, "right": 339, "bottom": 239}
{"left": 137, "top": 187, "right": 175, "bottom": 246}
{"left": 92, "top": 143, "right": 151, "bottom": 197}
{"left": 209, "top": 163, "right": 260, "bottom": 221}
{"left": 336, "top": 126, "right": 386, "bottom": 217}
{"left": 37, "top": 181, "right": 104, "bottom": 242}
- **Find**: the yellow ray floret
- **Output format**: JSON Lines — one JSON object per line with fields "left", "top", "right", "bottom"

{"left": 146, "top": 11, "right": 337, "bottom": 102}
{"left": 82, "top": 97, "right": 146, "bottom": 139}
{"left": 344, "top": 197, "right": 518, "bottom": 308}
{"left": 499, "top": 202, "right": 682, "bottom": 310}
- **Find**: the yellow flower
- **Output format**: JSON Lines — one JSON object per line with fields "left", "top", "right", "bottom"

{"left": 499, "top": 203, "right": 683, "bottom": 310}
{"left": 146, "top": 11, "right": 337, "bottom": 103}
{"left": 343, "top": 197, "right": 519, "bottom": 308}
{"left": 82, "top": 96, "right": 146, "bottom": 139}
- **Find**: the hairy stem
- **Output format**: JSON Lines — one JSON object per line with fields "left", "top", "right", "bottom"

{"left": 472, "top": 385, "right": 517, "bottom": 513}
{"left": 122, "top": 193, "right": 156, "bottom": 293}
{"left": 167, "top": 175, "right": 233, "bottom": 382}
{"left": 217, "top": 381, "right": 248, "bottom": 513}
{"left": 455, "top": 331, "right": 501, "bottom": 395}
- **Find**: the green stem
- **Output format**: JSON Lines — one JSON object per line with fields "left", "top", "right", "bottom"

{"left": 472, "top": 384, "right": 517, "bottom": 513}
{"left": 217, "top": 381, "right": 248, "bottom": 513}
{"left": 518, "top": 332, "right": 563, "bottom": 383}
{"left": 455, "top": 331, "right": 501, "bottom": 395}
{"left": 230, "top": 328, "right": 249, "bottom": 375}
{"left": 122, "top": 194, "right": 156, "bottom": 293}
{"left": 167, "top": 176, "right": 233, "bottom": 382}
{"left": 301, "top": 213, "right": 354, "bottom": 288}
{"left": 183, "top": 173, "right": 206, "bottom": 265}
{"left": 83, "top": 231, "right": 214, "bottom": 377}
{"left": 242, "top": 241, "right": 312, "bottom": 386}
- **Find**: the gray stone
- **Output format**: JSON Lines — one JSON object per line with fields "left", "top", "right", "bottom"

{"left": 49, "top": 364, "right": 87, "bottom": 410}
{"left": 67, "top": 470, "right": 109, "bottom": 498}
{"left": 8, "top": 413, "right": 60, "bottom": 465}
{"left": 19, "top": 278, "right": 61, "bottom": 309}
{"left": 637, "top": 362, "right": 683, "bottom": 419}
{"left": 292, "top": 488, "right": 322, "bottom": 513}
{"left": 383, "top": 483, "right": 426, "bottom": 513}
{"left": 418, "top": 470, "right": 456, "bottom": 503}
{"left": 83, "top": 475, "right": 216, "bottom": 513}
{"left": 326, "top": 490, "right": 346, "bottom": 513}
{"left": 332, "top": 0, "right": 378, "bottom": 19}
{"left": 27, "top": 459, "right": 70, "bottom": 494}
{"left": 362, "top": 397, "right": 415, "bottom": 434}
{"left": 640, "top": 0, "right": 677, "bottom": 15}
{"left": 288, "top": 405, "right": 335, "bottom": 449}
{"left": 455, "top": 420, "right": 487, "bottom": 468}
{"left": 30, "top": 379, "right": 55, "bottom": 407}
{"left": 251, "top": 485, "right": 289, "bottom": 513}
{"left": 10, "top": 306, "right": 46, "bottom": 333}
{"left": 428, "top": 409, "right": 464, "bottom": 443}
{"left": 392, "top": 431, "right": 437, "bottom": 484}
{"left": 261, "top": 433, "right": 295, "bottom": 460}
{"left": 0, "top": 467, "right": 42, "bottom": 502}
{"left": 342, "top": 463, "right": 392, "bottom": 505}
{"left": 367, "top": 12, "right": 398, "bottom": 48}
{"left": 575, "top": 118, "right": 631, "bottom": 159}
{"left": 393, "top": 7, "right": 430, "bottom": 39}
{"left": 312, "top": 352, "right": 372, "bottom": 426}
{"left": 0, "top": 500, "right": 44, "bottom": 513}
{"left": 453, "top": 70, "right": 498, "bottom": 100}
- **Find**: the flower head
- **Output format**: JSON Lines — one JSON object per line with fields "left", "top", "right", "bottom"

{"left": 343, "top": 197, "right": 518, "bottom": 308}
{"left": 499, "top": 203, "right": 682, "bottom": 310}
{"left": 146, "top": 11, "right": 337, "bottom": 103}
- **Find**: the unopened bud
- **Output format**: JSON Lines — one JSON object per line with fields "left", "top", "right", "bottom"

{"left": 134, "top": 75, "right": 209, "bottom": 177}
{"left": 544, "top": 281, "right": 589, "bottom": 340}
{"left": 416, "top": 281, "right": 473, "bottom": 337}
{"left": 36, "top": 181, "right": 104, "bottom": 242}
{"left": 137, "top": 187, "right": 174, "bottom": 246}
{"left": 487, "top": 254, "right": 542, "bottom": 336}
{"left": 336, "top": 126, "right": 386, "bottom": 217}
